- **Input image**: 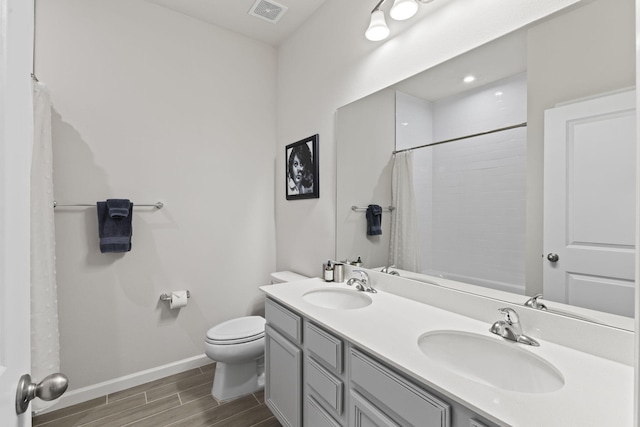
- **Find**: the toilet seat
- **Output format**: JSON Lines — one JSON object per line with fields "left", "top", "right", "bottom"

{"left": 206, "top": 316, "right": 266, "bottom": 345}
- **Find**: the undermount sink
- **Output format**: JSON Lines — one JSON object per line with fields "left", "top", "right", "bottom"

{"left": 303, "top": 288, "right": 372, "bottom": 310}
{"left": 417, "top": 330, "right": 564, "bottom": 393}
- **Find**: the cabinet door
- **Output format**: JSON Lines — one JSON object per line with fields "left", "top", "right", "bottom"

{"left": 265, "top": 325, "right": 302, "bottom": 427}
{"left": 351, "top": 391, "right": 400, "bottom": 427}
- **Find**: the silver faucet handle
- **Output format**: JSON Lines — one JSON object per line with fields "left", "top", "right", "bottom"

{"left": 346, "top": 278, "right": 364, "bottom": 291}
{"left": 491, "top": 308, "right": 539, "bottom": 346}
{"left": 524, "top": 293, "right": 547, "bottom": 310}
{"left": 498, "top": 308, "right": 520, "bottom": 325}
{"left": 353, "top": 269, "right": 369, "bottom": 283}
{"left": 381, "top": 265, "right": 400, "bottom": 275}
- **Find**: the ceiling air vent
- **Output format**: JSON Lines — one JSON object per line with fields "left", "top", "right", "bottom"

{"left": 248, "top": 0, "right": 288, "bottom": 24}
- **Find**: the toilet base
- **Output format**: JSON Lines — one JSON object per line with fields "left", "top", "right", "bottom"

{"left": 211, "top": 357, "right": 264, "bottom": 401}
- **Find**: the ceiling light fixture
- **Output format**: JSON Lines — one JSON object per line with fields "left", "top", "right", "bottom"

{"left": 390, "top": 0, "right": 419, "bottom": 20}
{"left": 365, "top": 8, "right": 391, "bottom": 41}
{"left": 365, "top": 0, "right": 435, "bottom": 41}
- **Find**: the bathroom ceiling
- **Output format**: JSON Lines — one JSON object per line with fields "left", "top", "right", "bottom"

{"left": 144, "top": 0, "right": 328, "bottom": 46}
{"left": 392, "top": 30, "right": 527, "bottom": 101}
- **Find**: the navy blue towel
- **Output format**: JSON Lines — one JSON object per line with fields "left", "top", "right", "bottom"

{"left": 97, "top": 199, "right": 133, "bottom": 253}
{"left": 366, "top": 204, "right": 383, "bottom": 236}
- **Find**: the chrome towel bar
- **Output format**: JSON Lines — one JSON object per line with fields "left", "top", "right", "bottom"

{"left": 53, "top": 201, "right": 164, "bottom": 209}
{"left": 351, "top": 205, "right": 395, "bottom": 212}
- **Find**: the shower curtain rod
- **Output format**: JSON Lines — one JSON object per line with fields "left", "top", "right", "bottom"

{"left": 53, "top": 201, "right": 165, "bottom": 209}
{"left": 392, "top": 122, "right": 527, "bottom": 155}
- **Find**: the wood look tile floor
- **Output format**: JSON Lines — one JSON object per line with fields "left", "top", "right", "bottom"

{"left": 32, "top": 364, "right": 281, "bottom": 427}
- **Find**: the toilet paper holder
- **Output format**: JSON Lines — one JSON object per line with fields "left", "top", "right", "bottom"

{"left": 159, "top": 290, "right": 191, "bottom": 302}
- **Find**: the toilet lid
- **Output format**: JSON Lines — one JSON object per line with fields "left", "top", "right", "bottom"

{"left": 206, "top": 316, "right": 266, "bottom": 344}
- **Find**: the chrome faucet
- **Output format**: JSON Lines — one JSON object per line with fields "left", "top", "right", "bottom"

{"left": 489, "top": 308, "right": 539, "bottom": 346}
{"left": 346, "top": 270, "right": 377, "bottom": 293}
{"left": 380, "top": 265, "right": 400, "bottom": 275}
{"left": 524, "top": 293, "right": 547, "bottom": 311}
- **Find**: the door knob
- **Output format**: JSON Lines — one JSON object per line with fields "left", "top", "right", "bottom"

{"left": 547, "top": 253, "right": 559, "bottom": 262}
{"left": 15, "top": 373, "right": 69, "bottom": 414}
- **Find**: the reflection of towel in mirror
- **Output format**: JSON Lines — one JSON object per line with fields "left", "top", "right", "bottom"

{"left": 107, "top": 199, "right": 131, "bottom": 218}
{"left": 366, "top": 204, "right": 383, "bottom": 235}
{"left": 97, "top": 199, "right": 133, "bottom": 253}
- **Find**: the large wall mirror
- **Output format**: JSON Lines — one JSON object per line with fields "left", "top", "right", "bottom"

{"left": 336, "top": 0, "right": 636, "bottom": 330}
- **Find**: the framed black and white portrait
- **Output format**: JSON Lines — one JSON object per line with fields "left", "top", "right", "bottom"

{"left": 286, "top": 134, "right": 319, "bottom": 200}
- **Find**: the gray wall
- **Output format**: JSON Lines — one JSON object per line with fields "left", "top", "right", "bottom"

{"left": 37, "top": 0, "right": 277, "bottom": 389}
{"left": 336, "top": 89, "right": 395, "bottom": 267}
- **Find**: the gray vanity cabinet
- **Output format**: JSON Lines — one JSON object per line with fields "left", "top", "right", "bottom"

{"left": 264, "top": 298, "right": 498, "bottom": 427}
{"left": 265, "top": 299, "right": 303, "bottom": 427}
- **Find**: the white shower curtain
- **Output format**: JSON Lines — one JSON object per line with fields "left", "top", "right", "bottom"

{"left": 388, "top": 151, "right": 420, "bottom": 271}
{"left": 31, "top": 81, "right": 61, "bottom": 413}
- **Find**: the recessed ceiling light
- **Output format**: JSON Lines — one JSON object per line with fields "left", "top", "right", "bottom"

{"left": 463, "top": 75, "right": 476, "bottom": 83}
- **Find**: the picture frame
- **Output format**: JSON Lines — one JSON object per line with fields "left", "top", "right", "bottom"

{"left": 286, "top": 134, "right": 319, "bottom": 200}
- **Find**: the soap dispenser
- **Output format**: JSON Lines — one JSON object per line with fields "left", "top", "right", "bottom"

{"left": 323, "top": 260, "right": 334, "bottom": 282}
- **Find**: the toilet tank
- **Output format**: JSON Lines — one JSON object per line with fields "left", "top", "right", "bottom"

{"left": 270, "top": 271, "right": 308, "bottom": 284}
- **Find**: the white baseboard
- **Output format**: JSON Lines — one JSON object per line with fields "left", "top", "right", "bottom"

{"left": 35, "top": 354, "right": 212, "bottom": 415}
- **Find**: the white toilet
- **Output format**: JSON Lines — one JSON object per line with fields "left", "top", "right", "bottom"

{"left": 205, "top": 271, "right": 307, "bottom": 401}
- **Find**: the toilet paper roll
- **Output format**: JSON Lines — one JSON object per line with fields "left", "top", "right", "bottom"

{"left": 169, "top": 290, "right": 188, "bottom": 309}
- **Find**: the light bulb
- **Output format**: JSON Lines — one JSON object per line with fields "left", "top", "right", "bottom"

{"left": 365, "top": 10, "right": 390, "bottom": 41}
{"left": 390, "top": 0, "right": 419, "bottom": 21}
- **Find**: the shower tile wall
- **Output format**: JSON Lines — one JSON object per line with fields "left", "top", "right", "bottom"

{"left": 396, "top": 73, "right": 527, "bottom": 293}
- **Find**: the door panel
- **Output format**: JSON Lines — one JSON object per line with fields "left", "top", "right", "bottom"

{"left": 567, "top": 273, "right": 635, "bottom": 314}
{"left": 543, "top": 90, "right": 636, "bottom": 317}
{"left": 0, "top": 0, "right": 34, "bottom": 423}
{"left": 570, "top": 113, "right": 636, "bottom": 246}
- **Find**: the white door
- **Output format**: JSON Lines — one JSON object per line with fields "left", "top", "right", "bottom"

{"left": 543, "top": 90, "right": 636, "bottom": 317}
{"left": 0, "top": 0, "right": 33, "bottom": 423}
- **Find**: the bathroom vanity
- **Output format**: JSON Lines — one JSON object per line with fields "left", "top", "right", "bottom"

{"left": 265, "top": 297, "right": 485, "bottom": 427}
{"left": 261, "top": 277, "right": 634, "bottom": 427}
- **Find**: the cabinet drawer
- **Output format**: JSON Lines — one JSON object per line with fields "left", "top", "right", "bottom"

{"left": 306, "top": 395, "right": 342, "bottom": 427}
{"left": 350, "top": 349, "right": 450, "bottom": 427}
{"left": 265, "top": 298, "right": 302, "bottom": 345}
{"left": 307, "top": 357, "right": 344, "bottom": 415}
{"left": 351, "top": 390, "right": 399, "bottom": 427}
{"left": 305, "top": 322, "right": 343, "bottom": 373}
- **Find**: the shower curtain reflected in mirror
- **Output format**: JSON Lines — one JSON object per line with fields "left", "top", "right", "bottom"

{"left": 388, "top": 151, "right": 420, "bottom": 271}
{"left": 31, "top": 81, "right": 61, "bottom": 413}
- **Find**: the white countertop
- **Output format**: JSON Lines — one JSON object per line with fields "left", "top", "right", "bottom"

{"left": 261, "top": 278, "right": 634, "bottom": 427}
